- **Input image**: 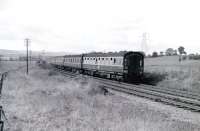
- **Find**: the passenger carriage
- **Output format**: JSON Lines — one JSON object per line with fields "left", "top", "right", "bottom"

{"left": 63, "top": 55, "right": 82, "bottom": 72}
{"left": 82, "top": 51, "right": 144, "bottom": 81}
{"left": 46, "top": 51, "right": 144, "bottom": 82}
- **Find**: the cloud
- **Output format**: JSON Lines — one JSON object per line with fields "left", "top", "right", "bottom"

{"left": 0, "top": 0, "right": 6, "bottom": 10}
{"left": 0, "top": 0, "right": 200, "bottom": 54}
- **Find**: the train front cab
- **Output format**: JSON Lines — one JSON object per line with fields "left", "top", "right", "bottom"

{"left": 123, "top": 52, "right": 144, "bottom": 82}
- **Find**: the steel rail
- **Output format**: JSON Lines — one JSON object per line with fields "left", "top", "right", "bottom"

{"left": 53, "top": 67, "right": 200, "bottom": 112}
{"left": 99, "top": 82, "right": 200, "bottom": 106}
{"left": 90, "top": 76, "right": 200, "bottom": 101}
{"left": 99, "top": 84, "right": 200, "bottom": 111}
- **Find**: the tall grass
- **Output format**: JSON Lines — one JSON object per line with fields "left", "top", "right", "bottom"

{"left": 145, "top": 56, "right": 200, "bottom": 92}
{"left": 1, "top": 64, "right": 200, "bottom": 130}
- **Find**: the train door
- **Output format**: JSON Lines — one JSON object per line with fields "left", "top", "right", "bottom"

{"left": 124, "top": 53, "right": 144, "bottom": 77}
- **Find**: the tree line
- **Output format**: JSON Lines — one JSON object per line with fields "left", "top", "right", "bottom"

{"left": 149, "top": 46, "right": 200, "bottom": 60}
{"left": 150, "top": 46, "right": 186, "bottom": 57}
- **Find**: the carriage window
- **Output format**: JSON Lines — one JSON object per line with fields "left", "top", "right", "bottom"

{"left": 120, "top": 60, "right": 122, "bottom": 64}
{"left": 93, "top": 58, "right": 95, "bottom": 60}
{"left": 102, "top": 58, "right": 104, "bottom": 60}
{"left": 111, "top": 58, "right": 112, "bottom": 60}
{"left": 99, "top": 58, "right": 100, "bottom": 60}
{"left": 114, "top": 58, "right": 116, "bottom": 63}
{"left": 140, "top": 60, "right": 142, "bottom": 66}
{"left": 87, "top": 58, "right": 89, "bottom": 60}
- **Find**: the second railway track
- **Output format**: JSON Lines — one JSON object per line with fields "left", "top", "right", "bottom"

{"left": 53, "top": 67, "right": 200, "bottom": 112}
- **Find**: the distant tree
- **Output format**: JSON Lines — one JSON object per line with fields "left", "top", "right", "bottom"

{"left": 147, "top": 54, "right": 151, "bottom": 57}
{"left": 178, "top": 46, "right": 186, "bottom": 55}
{"left": 174, "top": 50, "right": 178, "bottom": 55}
{"left": 166, "top": 48, "right": 174, "bottom": 56}
{"left": 178, "top": 46, "right": 187, "bottom": 62}
{"left": 0, "top": 55, "right": 2, "bottom": 61}
{"left": 188, "top": 54, "right": 195, "bottom": 60}
{"left": 188, "top": 53, "right": 200, "bottom": 60}
{"left": 160, "top": 51, "right": 164, "bottom": 56}
{"left": 152, "top": 52, "right": 158, "bottom": 57}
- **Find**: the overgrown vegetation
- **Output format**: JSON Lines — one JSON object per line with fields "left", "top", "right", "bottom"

{"left": 1, "top": 62, "right": 200, "bottom": 131}
{"left": 141, "top": 72, "right": 167, "bottom": 85}
{"left": 188, "top": 54, "right": 200, "bottom": 60}
{"left": 145, "top": 56, "right": 200, "bottom": 92}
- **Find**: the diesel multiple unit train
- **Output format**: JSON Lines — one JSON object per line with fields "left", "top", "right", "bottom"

{"left": 46, "top": 51, "right": 144, "bottom": 82}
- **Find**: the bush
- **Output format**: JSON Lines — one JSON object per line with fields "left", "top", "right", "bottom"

{"left": 182, "top": 55, "right": 187, "bottom": 60}
{"left": 48, "top": 70, "right": 58, "bottom": 76}
{"left": 188, "top": 54, "right": 200, "bottom": 60}
{"left": 87, "top": 81, "right": 109, "bottom": 96}
{"left": 38, "top": 60, "right": 52, "bottom": 69}
{"left": 152, "top": 52, "right": 158, "bottom": 57}
{"left": 141, "top": 72, "right": 168, "bottom": 85}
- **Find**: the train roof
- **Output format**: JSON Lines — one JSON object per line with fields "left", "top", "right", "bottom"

{"left": 64, "top": 54, "right": 82, "bottom": 57}
{"left": 84, "top": 51, "right": 144, "bottom": 57}
{"left": 54, "top": 51, "right": 144, "bottom": 58}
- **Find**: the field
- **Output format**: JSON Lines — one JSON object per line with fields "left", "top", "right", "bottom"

{"left": 0, "top": 61, "right": 26, "bottom": 73}
{"left": 1, "top": 61, "right": 200, "bottom": 131}
{"left": 144, "top": 56, "right": 200, "bottom": 93}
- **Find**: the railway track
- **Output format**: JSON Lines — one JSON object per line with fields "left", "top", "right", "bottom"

{"left": 53, "top": 67, "right": 200, "bottom": 112}
{"left": 53, "top": 68, "right": 79, "bottom": 78}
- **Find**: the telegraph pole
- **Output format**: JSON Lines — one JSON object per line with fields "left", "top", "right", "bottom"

{"left": 29, "top": 50, "right": 32, "bottom": 64}
{"left": 25, "top": 38, "right": 30, "bottom": 75}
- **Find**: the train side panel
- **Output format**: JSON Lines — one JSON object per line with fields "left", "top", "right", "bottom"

{"left": 62, "top": 55, "right": 83, "bottom": 71}
{"left": 49, "top": 56, "right": 64, "bottom": 66}
{"left": 82, "top": 56, "right": 124, "bottom": 73}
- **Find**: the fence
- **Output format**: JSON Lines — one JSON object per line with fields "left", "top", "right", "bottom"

{"left": 0, "top": 72, "right": 9, "bottom": 131}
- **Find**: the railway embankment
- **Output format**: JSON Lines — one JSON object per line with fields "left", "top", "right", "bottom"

{"left": 0, "top": 61, "right": 200, "bottom": 130}
{"left": 144, "top": 56, "right": 200, "bottom": 93}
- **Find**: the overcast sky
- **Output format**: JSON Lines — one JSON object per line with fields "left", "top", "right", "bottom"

{"left": 0, "top": 0, "right": 200, "bottom": 54}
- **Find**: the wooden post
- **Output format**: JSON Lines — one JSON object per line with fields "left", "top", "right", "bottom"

{"left": 0, "top": 106, "right": 3, "bottom": 131}
{"left": 25, "top": 38, "right": 30, "bottom": 75}
{"left": 0, "top": 75, "right": 3, "bottom": 96}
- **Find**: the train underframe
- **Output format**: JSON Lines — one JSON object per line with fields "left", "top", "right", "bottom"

{"left": 52, "top": 64, "right": 141, "bottom": 83}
